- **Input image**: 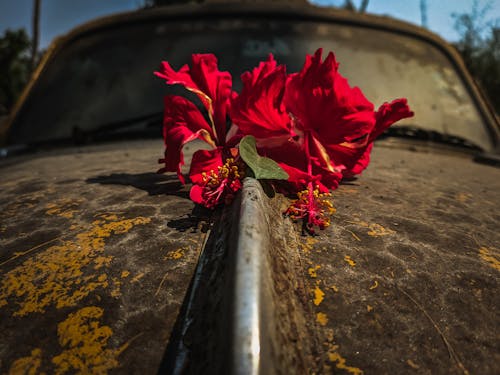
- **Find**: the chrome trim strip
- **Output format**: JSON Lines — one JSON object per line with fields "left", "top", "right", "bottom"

{"left": 231, "top": 178, "right": 271, "bottom": 374}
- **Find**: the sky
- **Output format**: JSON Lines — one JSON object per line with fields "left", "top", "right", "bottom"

{"left": 0, "top": 0, "right": 499, "bottom": 49}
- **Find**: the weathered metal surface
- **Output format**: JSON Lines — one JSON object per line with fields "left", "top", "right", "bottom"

{"left": 159, "top": 178, "right": 314, "bottom": 375}
{"left": 230, "top": 179, "right": 316, "bottom": 375}
{"left": 0, "top": 140, "right": 207, "bottom": 374}
{"left": 272, "top": 141, "right": 500, "bottom": 374}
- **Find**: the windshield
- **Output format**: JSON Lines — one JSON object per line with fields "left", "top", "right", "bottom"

{"left": 6, "top": 16, "right": 495, "bottom": 151}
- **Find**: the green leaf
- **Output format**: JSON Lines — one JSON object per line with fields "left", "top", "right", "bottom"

{"left": 239, "top": 135, "right": 289, "bottom": 180}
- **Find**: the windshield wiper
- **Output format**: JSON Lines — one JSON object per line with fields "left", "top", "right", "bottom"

{"left": 72, "top": 111, "right": 164, "bottom": 144}
{"left": 380, "top": 125, "right": 482, "bottom": 151}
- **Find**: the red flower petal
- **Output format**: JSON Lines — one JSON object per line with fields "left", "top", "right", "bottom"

{"left": 285, "top": 48, "right": 375, "bottom": 145}
{"left": 372, "top": 98, "right": 414, "bottom": 141}
{"left": 188, "top": 148, "right": 224, "bottom": 185}
{"left": 231, "top": 55, "right": 291, "bottom": 138}
{"left": 160, "top": 95, "right": 216, "bottom": 183}
{"left": 155, "top": 54, "right": 232, "bottom": 143}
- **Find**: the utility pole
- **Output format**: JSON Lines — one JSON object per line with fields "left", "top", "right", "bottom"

{"left": 420, "top": 0, "right": 428, "bottom": 28}
{"left": 359, "top": 0, "right": 369, "bottom": 13}
{"left": 31, "top": 0, "right": 40, "bottom": 71}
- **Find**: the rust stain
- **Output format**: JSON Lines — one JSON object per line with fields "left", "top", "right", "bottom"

{"left": 8, "top": 348, "right": 43, "bottom": 375}
{"left": 313, "top": 286, "right": 325, "bottom": 306}
{"left": 0, "top": 215, "right": 150, "bottom": 316}
{"left": 51, "top": 306, "right": 129, "bottom": 374}
{"left": 478, "top": 246, "right": 500, "bottom": 271}
{"left": 344, "top": 255, "right": 356, "bottom": 267}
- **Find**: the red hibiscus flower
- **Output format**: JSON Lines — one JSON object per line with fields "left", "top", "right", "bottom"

{"left": 232, "top": 48, "right": 413, "bottom": 190}
{"left": 155, "top": 54, "right": 241, "bottom": 207}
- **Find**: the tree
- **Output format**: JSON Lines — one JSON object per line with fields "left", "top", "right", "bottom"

{"left": 0, "top": 29, "right": 32, "bottom": 116}
{"left": 452, "top": 1, "right": 500, "bottom": 114}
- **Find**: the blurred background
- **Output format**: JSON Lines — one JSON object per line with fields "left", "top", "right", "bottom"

{"left": 1, "top": 0, "right": 499, "bottom": 119}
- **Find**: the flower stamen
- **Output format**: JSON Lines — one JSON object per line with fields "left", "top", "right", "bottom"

{"left": 199, "top": 158, "right": 245, "bottom": 208}
{"left": 284, "top": 185, "right": 336, "bottom": 234}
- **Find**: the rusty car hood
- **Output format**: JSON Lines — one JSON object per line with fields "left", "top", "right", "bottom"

{"left": 0, "top": 140, "right": 208, "bottom": 373}
{"left": 0, "top": 139, "right": 499, "bottom": 373}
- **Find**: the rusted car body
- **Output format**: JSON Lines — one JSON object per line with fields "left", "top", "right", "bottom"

{"left": 0, "top": 1, "right": 499, "bottom": 374}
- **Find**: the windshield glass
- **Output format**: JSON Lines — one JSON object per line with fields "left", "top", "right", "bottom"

{"left": 6, "top": 16, "right": 494, "bottom": 151}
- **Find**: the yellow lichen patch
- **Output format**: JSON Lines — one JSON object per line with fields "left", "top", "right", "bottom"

{"left": 45, "top": 198, "right": 84, "bottom": 219}
{"left": 110, "top": 277, "right": 122, "bottom": 298}
{"left": 344, "top": 255, "right": 356, "bottom": 267}
{"left": 52, "top": 307, "right": 128, "bottom": 374}
{"left": 478, "top": 247, "right": 500, "bottom": 271}
{"left": 165, "top": 248, "right": 185, "bottom": 260}
{"left": 313, "top": 286, "right": 325, "bottom": 306}
{"left": 8, "top": 348, "right": 43, "bottom": 375}
{"left": 327, "top": 350, "right": 364, "bottom": 375}
{"left": 337, "top": 188, "right": 358, "bottom": 195}
{"left": 0, "top": 216, "right": 150, "bottom": 316}
{"left": 301, "top": 237, "right": 318, "bottom": 253}
{"left": 346, "top": 229, "right": 361, "bottom": 242}
{"left": 369, "top": 280, "right": 379, "bottom": 290}
{"left": 316, "top": 312, "right": 328, "bottom": 326}
{"left": 121, "top": 271, "right": 130, "bottom": 278}
{"left": 347, "top": 220, "right": 395, "bottom": 237}
{"left": 407, "top": 359, "right": 420, "bottom": 369}
{"left": 308, "top": 265, "right": 321, "bottom": 278}
{"left": 324, "top": 329, "right": 363, "bottom": 375}
{"left": 367, "top": 223, "right": 394, "bottom": 237}
{"left": 131, "top": 272, "right": 145, "bottom": 283}
{"left": 455, "top": 192, "right": 472, "bottom": 203}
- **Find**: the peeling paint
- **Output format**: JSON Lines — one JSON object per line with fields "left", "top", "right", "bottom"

{"left": 0, "top": 215, "right": 150, "bottom": 316}
{"left": 478, "top": 246, "right": 500, "bottom": 271}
